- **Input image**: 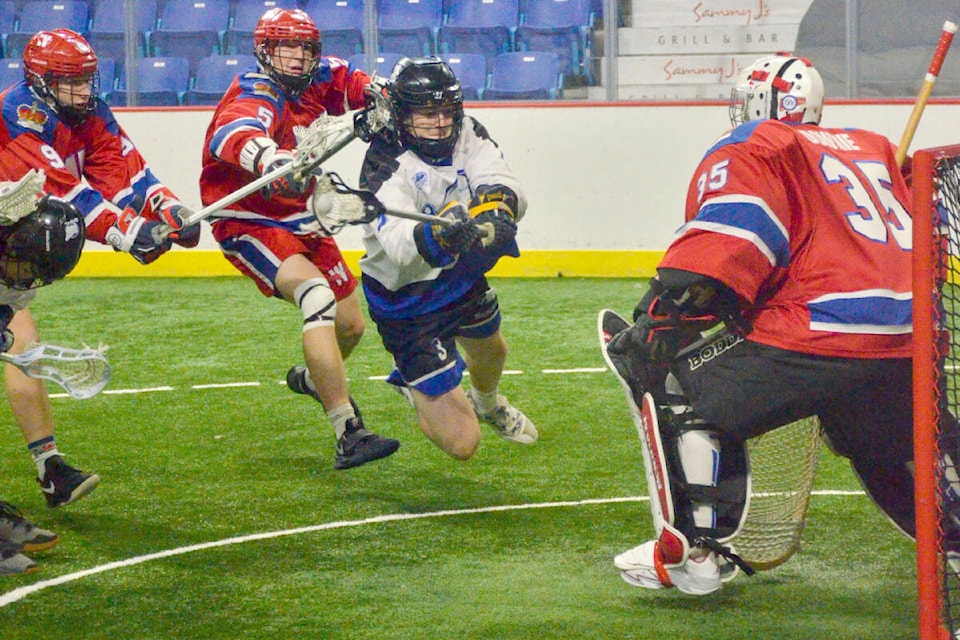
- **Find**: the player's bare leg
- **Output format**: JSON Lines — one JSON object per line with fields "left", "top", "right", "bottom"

{"left": 277, "top": 255, "right": 398, "bottom": 469}
{"left": 5, "top": 309, "right": 99, "bottom": 507}
{"left": 410, "top": 386, "right": 481, "bottom": 460}
{"left": 458, "top": 331, "right": 537, "bottom": 444}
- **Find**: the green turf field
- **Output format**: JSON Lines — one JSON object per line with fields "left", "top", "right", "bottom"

{"left": 0, "top": 277, "right": 917, "bottom": 639}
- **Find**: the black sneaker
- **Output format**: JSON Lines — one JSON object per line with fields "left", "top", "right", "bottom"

{"left": 286, "top": 365, "right": 362, "bottom": 417}
{"left": 0, "top": 502, "right": 58, "bottom": 553}
{"left": 334, "top": 417, "right": 400, "bottom": 470}
{"left": 37, "top": 456, "right": 101, "bottom": 509}
{"left": 0, "top": 539, "right": 35, "bottom": 575}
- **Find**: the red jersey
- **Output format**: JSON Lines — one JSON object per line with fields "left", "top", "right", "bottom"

{"left": 199, "top": 57, "right": 369, "bottom": 225}
{"left": 0, "top": 81, "right": 184, "bottom": 244}
{"left": 661, "top": 119, "right": 913, "bottom": 359}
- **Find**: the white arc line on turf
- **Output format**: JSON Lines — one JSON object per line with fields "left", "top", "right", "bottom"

{"left": 0, "top": 491, "right": 865, "bottom": 609}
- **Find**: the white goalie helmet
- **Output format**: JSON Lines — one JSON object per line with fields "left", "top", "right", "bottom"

{"left": 729, "top": 53, "right": 824, "bottom": 127}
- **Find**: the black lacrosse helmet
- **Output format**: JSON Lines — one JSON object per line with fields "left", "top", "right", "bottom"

{"left": 387, "top": 57, "right": 464, "bottom": 163}
{"left": 0, "top": 195, "right": 85, "bottom": 290}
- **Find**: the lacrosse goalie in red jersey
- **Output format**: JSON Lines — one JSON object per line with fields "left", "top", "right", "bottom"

{"left": 0, "top": 29, "right": 200, "bottom": 511}
{"left": 199, "top": 8, "right": 399, "bottom": 470}
{"left": 600, "top": 53, "right": 960, "bottom": 594}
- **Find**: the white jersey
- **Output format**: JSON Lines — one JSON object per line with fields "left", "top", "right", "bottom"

{"left": 358, "top": 115, "right": 525, "bottom": 319}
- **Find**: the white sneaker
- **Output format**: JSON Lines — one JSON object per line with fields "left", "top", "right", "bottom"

{"left": 471, "top": 393, "right": 538, "bottom": 444}
{"left": 614, "top": 540, "right": 722, "bottom": 595}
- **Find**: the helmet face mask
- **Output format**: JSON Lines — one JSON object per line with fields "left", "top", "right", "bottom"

{"left": 388, "top": 57, "right": 464, "bottom": 162}
{"left": 254, "top": 8, "right": 321, "bottom": 97}
{"left": 0, "top": 196, "right": 85, "bottom": 290}
{"left": 729, "top": 54, "right": 824, "bottom": 127}
{"left": 23, "top": 29, "right": 99, "bottom": 125}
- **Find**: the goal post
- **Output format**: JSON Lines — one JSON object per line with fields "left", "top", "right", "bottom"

{"left": 913, "top": 143, "right": 960, "bottom": 640}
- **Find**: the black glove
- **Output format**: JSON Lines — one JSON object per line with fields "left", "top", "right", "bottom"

{"left": 435, "top": 218, "right": 485, "bottom": 255}
{"left": 473, "top": 207, "right": 517, "bottom": 255}
{"left": 469, "top": 184, "right": 518, "bottom": 221}
{"left": 158, "top": 203, "right": 201, "bottom": 248}
{"left": 0, "top": 305, "right": 13, "bottom": 353}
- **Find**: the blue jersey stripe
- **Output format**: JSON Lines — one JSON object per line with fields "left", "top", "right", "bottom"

{"left": 694, "top": 198, "right": 790, "bottom": 267}
{"left": 808, "top": 293, "right": 912, "bottom": 333}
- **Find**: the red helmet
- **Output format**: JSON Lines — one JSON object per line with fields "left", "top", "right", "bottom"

{"left": 253, "top": 8, "right": 321, "bottom": 96}
{"left": 22, "top": 29, "right": 99, "bottom": 124}
{"left": 23, "top": 29, "right": 98, "bottom": 80}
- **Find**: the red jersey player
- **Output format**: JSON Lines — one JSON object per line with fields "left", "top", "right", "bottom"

{"left": 199, "top": 8, "right": 398, "bottom": 470}
{"left": 602, "top": 53, "right": 935, "bottom": 594}
{"left": 0, "top": 29, "right": 199, "bottom": 511}
{"left": 0, "top": 29, "right": 199, "bottom": 264}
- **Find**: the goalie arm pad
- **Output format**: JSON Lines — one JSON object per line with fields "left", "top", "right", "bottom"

{"left": 619, "top": 268, "right": 741, "bottom": 362}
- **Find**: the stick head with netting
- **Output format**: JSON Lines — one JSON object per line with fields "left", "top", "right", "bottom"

{"left": 1, "top": 342, "right": 111, "bottom": 399}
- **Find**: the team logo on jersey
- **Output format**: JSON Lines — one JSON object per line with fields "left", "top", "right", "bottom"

{"left": 252, "top": 81, "right": 279, "bottom": 101}
{"left": 16, "top": 103, "right": 47, "bottom": 132}
{"left": 413, "top": 171, "right": 429, "bottom": 192}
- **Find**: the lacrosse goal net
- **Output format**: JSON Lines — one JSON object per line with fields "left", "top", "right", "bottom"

{"left": 913, "top": 143, "right": 960, "bottom": 640}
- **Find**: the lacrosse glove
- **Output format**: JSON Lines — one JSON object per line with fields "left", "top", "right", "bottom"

{"left": 0, "top": 305, "right": 13, "bottom": 353}
{"left": 158, "top": 203, "right": 200, "bottom": 248}
{"left": 469, "top": 185, "right": 520, "bottom": 257}
{"left": 105, "top": 207, "right": 171, "bottom": 265}
{"left": 414, "top": 216, "right": 485, "bottom": 268}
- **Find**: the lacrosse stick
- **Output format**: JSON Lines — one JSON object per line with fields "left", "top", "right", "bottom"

{"left": 896, "top": 20, "right": 958, "bottom": 167}
{"left": 0, "top": 342, "right": 110, "bottom": 399}
{"left": 163, "top": 77, "right": 393, "bottom": 237}
{"left": 0, "top": 169, "right": 46, "bottom": 226}
{"left": 308, "top": 172, "right": 455, "bottom": 235}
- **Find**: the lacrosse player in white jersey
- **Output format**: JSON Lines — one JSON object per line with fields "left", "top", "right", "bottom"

{"left": 353, "top": 56, "right": 537, "bottom": 459}
{"left": 0, "top": 171, "right": 87, "bottom": 573}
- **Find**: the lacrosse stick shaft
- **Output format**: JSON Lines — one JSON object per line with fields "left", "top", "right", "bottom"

{"left": 896, "top": 20, "right": 957, "bottom": 166}
{"left": 383, "top": 208, "right": 455, "bottom": 226}
{"left": 162, "top": 112, "right": 366, "bottom": 239}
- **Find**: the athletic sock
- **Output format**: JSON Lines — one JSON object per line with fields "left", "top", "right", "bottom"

{"left": 471, "top": 388, "right": 499, "bottom": 415}
{"left": 28, "top": 436, "right": 59, "bottom": 479}
{"left": 327, "top": 404, "right": 356, "bottom": 440}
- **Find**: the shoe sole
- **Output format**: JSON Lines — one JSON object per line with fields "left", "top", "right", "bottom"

{"left": 22, "top": 537, "right": 59, "bottom": 554}
{"left": 48, "top": 474, "right": 101, "bottom": 509}
{"left": 334, "top": 440, "right": 400, "bottom": 470}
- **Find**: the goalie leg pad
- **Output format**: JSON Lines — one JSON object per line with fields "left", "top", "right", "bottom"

{"left": 294, "top": 278, "right": 337, "bottom": 332}
{"left": 638, "top": 391, "right": 750, "bottom": 545}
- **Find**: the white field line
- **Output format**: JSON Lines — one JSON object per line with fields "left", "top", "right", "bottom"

{"left": 0, "top": 491, "right": 865, "bottom": 608}
{"left": 48, "top": 368, "right": 588, "bottom": 398}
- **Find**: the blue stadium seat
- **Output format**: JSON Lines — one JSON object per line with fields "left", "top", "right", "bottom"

{"left": 303, "top": 0, "right": 364, "bottom": 59}
{"left": 151, "top": 0, "right": 230, "bottom": 75}
{"left": 440, "top": 52, "right": 486, "bottom": 100}
{"left": 224, "top": 0, "right": 298, "bottom": 55}
{"left": 438, "top": 0, "right": 519, "bottom": 72}
{"left": 0, "top": 1, "right": 15, "bottom": 56}
{"left": 105, "top": 56, "right": 190, "bottom": 106}
{"left": 515, "top": 0, "right": 588, "bottom": 79}
{"left": 377, "top": 0, "right": 442, "bottom": 57}
{"left": 88, "top": 0, "right": 157, "bottom": 61}
{"left": 183, "top": 52, "right": 255, "bottom": 105}
{"left": 483, "top": 51, "right": 559, "bottom": 100}
{"left": 96, "top": 56, "right": 116, "bottom": 94}
{"left": 0, "top": 57, "right": 22, "bottom": 89}
{"left": 347, "top": 51, "right": 404, "bottom": 77}
{"left": 6, "top": 0, "right": 90, "bottom": 57}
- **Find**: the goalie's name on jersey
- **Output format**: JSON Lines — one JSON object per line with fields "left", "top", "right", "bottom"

{"left": 796, "top": 129, "right": 860, "bottom": 152}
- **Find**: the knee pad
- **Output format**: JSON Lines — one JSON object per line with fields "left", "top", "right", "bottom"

{"left": 294, "top": 278, "right": 336, "bottom": 332}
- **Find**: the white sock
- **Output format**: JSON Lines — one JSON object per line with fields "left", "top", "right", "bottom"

{"left": 327, "top": 404, "right": 355, "bottom": 439}
{"left": 471, "top": 388, "right": 499, "bottom": 415}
